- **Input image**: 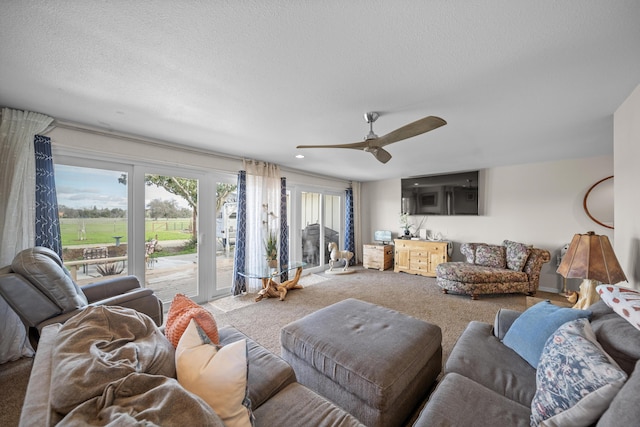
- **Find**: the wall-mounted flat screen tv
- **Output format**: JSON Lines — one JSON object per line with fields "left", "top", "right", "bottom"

{"left": 401, "top": 171, "right": 479, "bottom": 216}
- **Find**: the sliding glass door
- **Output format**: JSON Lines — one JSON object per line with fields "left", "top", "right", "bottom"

{"left": 55, "top": 155, "right": 237, "bottom": 307}
{"left": 293, "top": 188, "right": 344, "bottom": 273}
{"left": 142, "top": 172, "right": 199, "bottom": 303}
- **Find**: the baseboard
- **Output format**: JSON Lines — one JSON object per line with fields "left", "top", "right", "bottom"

{"left": 538, "top": 286, "right": 560, "bottom": 294}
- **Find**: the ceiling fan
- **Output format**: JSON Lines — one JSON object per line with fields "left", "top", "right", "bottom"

{"left": 296, "top": 112, "right": 447, "bottom": 164}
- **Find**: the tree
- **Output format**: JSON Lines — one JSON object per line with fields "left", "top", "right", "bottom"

{"left": 119, "top": 174, "right": 236, "bottom": 238}
{"left": 147, "top": 198, "right": 181, "bottom": 220}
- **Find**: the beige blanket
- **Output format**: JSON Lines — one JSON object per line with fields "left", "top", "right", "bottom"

{"left": 51, "top": 306, "right": 175, "bottom": 413}
{"left": 59, "top": 373, "right": 223, "bottom": 426}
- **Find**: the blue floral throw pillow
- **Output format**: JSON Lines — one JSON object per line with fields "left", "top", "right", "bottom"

{"left": 531, "top": 318, "right": 627, "bottom": 426}
{"left": 502, "top": 301, "right": 591, "bottom": 368}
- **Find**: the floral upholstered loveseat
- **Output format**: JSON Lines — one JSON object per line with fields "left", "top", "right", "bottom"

{"left": 436, "top": 240, "right": 550, "bottom": 299}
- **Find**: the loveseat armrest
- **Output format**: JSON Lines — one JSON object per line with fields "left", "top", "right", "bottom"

{"left": 81, "top": 275, "right": 141, "bottom": 302}
{"left": 493, "top": 308, "right": 522, "bottom": 340}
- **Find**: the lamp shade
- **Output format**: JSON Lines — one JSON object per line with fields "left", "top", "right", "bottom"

{"left": 556, "top": 231, "right": 627, "bottom": 284}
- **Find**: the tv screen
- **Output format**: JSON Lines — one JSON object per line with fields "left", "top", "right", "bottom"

{"left": 401, "top": 171, "right": 479, "bottom": 216}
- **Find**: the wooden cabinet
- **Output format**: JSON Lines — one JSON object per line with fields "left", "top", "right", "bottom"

{"left": 393, "top": 239, "right": 451, "bottom": 277}
{"left": 363, "top": 244, "right": 394, "bottom": 271}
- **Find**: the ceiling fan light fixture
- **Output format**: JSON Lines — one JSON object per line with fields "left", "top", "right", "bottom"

{"left": 364, "top": 111, "right": 379, "bottom": 140}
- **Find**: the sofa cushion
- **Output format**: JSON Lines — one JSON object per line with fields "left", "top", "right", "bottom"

{"left": 415, "top": 373, "right": 531, "bottom": 427}
{"left": 219, "top": 326, "right": 296, "bottom": 410}
{"left": 597, "top": 284, "right": 640, "bottom": 331}
{"left": 460, "top": 243, "right": 482, "bottom": 263}
{"left": 176, "top": 319, "right": 252, "bottom": 427}
{"left": 11, "top": 246, "right": 88, "bottom": 311}
{"left": 436, "top": 262, "right": 527, "bottom": 284}
{"left": 531, "top": 318, "right": 627, "bottom": 427}
{"left": 165, "top": 293, "right": 219, "bottom": 347}
{"left": 474, "top": 244, "right": 506, "bottom": 268}
{"left": 253, "top": 383, "right": 365, "bottom": 427}
{"left": 503, "top": 240, "right": 531, "bottom": 271}
{"left": 589, "top": 300, "right": 640, "bottom": 376}
{"left": 597, "top": 359, "right": 640, "bottom": 427}
{"left": 502, "top": 300, "right": 591, "bottom": 368}
{"left": 445, "top": 320, "right": 537, "bottom": 406}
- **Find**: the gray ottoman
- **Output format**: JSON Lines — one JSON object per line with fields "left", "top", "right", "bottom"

{"left": 280, "top": 298, "right": 442, "bottom": 427}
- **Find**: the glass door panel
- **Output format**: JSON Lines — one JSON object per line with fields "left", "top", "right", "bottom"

{"left": 215, "top": 181, "right": 237, "bottom": 292}
{"left": 54, "top": 164, "right": 129, "bottom": 285}
{"left": 144, "top": 174, "right": 198, "bottom": 303}
{"left": 324, "top": 194, "right": 341, "bottom": 264}
{"left": 301, "top": 192, "right": 321, "bottom": 268}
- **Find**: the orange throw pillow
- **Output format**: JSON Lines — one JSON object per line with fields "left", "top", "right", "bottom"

{"left": 166, "top": 294, "right": 219, "bottom": 347}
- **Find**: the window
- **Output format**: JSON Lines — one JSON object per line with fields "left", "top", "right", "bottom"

{"left": 55, "top": 163, "right": 130, "bottom": 284}
{"left": 55, "top": 155, "right": 236, "bottom": 306}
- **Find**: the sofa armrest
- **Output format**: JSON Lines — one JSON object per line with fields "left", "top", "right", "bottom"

{"left": 81, "top": 275, "right": 141, "bottom": 303}
{"left": 37, "top": 289, "right": 163, "bottom": 331}
{"left": 89, "top": 288, "right": 163, "bottom": 326}
{"left": 493, "top": 308, "right": 522, "bottom": 340}
{"left": 19, "top": 323, "right": 63, "bottom": 427}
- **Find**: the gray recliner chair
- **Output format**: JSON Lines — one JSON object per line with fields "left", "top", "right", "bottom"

{"left": 0, "top": 247, "right": 163, "bottom": 335}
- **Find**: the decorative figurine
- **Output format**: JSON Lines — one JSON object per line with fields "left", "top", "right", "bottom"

{"left": 328, "top": 242, "right": 354, "bottom": 272}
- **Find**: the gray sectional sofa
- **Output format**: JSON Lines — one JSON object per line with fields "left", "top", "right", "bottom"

{"left": 19, "top": 313, "right": 364, "bottom": 427}
{"left": 413, "top": 300, "right": 640, "bottom": 426}
{"left": 19, "top": 296, "right": 640, "bottom": 426}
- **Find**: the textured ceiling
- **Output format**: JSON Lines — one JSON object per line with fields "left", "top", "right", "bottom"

{"left": 1, "top": 1, "right": 639, "bottom": 181}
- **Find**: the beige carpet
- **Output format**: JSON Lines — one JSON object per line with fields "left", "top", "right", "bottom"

{"left": 206, "top": 266, "right": 535, "bottom": 363}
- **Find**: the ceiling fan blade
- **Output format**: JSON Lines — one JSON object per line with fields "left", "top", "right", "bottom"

{"left": 374, "top": 116, "right": 446, "bottom": 147}
{"left": 296, "top": 141, "right": 369, "bottom": 150}
{"left": 371, "top": 147, "right": 392, "bottom": 164}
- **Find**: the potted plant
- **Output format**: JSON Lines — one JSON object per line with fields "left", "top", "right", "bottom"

{"left": 399, "top": 213, "right": 413, "bottom": 238}
{"left": 264, "top": 231, "right": 278, "bottom": 268}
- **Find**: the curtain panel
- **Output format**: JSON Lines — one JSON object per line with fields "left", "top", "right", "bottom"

{"left": 279, "top": 177, "right": 289, "bottom": 281}
{"left": 232, "top": 171, "right": 247, "bottom": 296}
{"left": 34, "top": 135, "right": 62, "bottom": 258}
{"left": 345, "top": 187, "right": 355, "bottom": 265}
{"left": 242, "top": 160, "right": 281, "bottom": 293}
{"left": 0, "top": 108, "right": 53, "bottom": 266}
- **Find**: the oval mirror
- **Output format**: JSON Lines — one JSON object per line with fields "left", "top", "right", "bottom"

{"left": 583, "top": 176, "right": 614, "bottom": 229}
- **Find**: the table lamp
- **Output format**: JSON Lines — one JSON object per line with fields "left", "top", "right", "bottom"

{"left": 556, "top": 231, "right": 627, "bottom": 309}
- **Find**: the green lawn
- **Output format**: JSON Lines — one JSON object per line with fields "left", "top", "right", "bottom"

{"left": 60, "top": 218, "right": 194, "bottom": 246}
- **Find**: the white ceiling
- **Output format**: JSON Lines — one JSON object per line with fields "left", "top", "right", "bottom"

{"left": 1, "top": 1, "right": 639, "bottom": 182}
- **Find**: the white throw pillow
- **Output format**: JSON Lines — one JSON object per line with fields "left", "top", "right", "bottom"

{"left": 597, "top": 284, "right": 640, "bottom": 331}
{"left": 176, "top": 319, "right": 252, "bottom": 427}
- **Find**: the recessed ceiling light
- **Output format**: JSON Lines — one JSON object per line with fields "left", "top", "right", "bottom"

{"left": 295, "top": 154, "right": 304, "bottom": 159}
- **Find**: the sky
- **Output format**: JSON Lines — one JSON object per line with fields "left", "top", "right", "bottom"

{"left": 54, "top": 165, "right": 189, "bottom": 210}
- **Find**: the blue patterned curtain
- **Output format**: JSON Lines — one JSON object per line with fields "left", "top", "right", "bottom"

{"left": 345, "top": 187, "right": 355, "bottom": 265}
{"left": 231, "top": 171, "right": 247, "bottom": 295}
{"left": 279, "top": 177, "right": 289, "bottom": 281}
{"left": 34, "top": 135, "right": 62, "bottom": 258}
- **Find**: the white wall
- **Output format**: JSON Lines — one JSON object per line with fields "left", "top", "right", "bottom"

{"left": 614, "top": 84, "right": 640, "bottom": 290}
{"left": 362, "top": 155, "right": 614, "bottom": 293}
{"left": 48, "top": 126, "right": 350, "bottom": 190}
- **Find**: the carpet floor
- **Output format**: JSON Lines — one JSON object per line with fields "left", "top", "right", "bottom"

{"left": 1, "top": 266, "right": 565, "bottom": 426}
{"left": 205, "top": 266, "right": 535, "bottom": 363}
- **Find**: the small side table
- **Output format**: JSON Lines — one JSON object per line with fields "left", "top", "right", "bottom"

{"left": 363, "top": 244, "right": 394, "bottom": 271}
